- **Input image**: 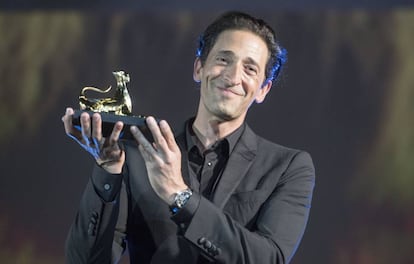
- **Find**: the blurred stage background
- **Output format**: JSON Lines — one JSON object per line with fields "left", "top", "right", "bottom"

{"left": 1, "top": 2, "right": 414, "bottom": 264}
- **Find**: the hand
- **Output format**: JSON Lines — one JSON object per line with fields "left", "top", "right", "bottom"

{"left": 61, "top": 107, "right": 125, "bottom": 174}
{"left": 130, "top": 116, "right": 188, "bottom": 205}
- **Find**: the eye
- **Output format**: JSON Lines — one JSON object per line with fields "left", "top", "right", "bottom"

{"left": 216, "top": 56, "right": 229, "bottom": 65}
{"left": 245, "top": 64, "right": 258, "bottom": 75}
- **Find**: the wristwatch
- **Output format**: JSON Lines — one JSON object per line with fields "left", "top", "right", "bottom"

{"left": 170, "top": 188, "right": 193, "bottom": 214}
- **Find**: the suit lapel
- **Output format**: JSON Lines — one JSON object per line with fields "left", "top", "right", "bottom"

{"left": 212, "top": 125, "right": 258, "bottom": 209}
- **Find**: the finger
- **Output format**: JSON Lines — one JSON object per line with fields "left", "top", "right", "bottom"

{"left": 138, "top": 143, "right": 152, "bottom": 162}
{"left": 109, "top": 121, "right": 124, "bottom": 145}
{"left": 80, "top": 112, "right": 92, "bottom": 144}
{"left": 62, "top": 108, "right": 90, "bottom": 150}
{"left": 146, "top": 116, "right": 167, "bottom": 148}
{"left": 98, "top": 121, "right": 123, "bottom": 161}
{"left": 159, "top": 120, "right": 179, "bottom": 151}
{"left": 62, "top": 108, "right": 100, "bottom": 159}
{"left": 92, "top": 113, "right": 102, "bottom": 142}
{"left": 131, "top": 125, "right": 157, "bottom": 156}
{"left": 62, "top": 107, "right": 79, "bottom": 136}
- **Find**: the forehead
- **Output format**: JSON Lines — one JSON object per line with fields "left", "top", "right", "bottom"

{"left": 209, "top": 29, "right": 269, "bottom": 66}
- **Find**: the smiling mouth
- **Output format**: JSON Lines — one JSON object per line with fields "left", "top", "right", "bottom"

{"left": 217, "top": 87, "right": 245, "bottom": 96}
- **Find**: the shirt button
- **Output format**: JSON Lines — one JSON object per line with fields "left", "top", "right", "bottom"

{"left": 207, "top": 161, "right": 212, "bottom": 166}
{"left": 104, "top": 184, "right": 111, "bottom": 191}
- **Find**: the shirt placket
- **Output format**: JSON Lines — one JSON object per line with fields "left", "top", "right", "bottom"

{"left": 200, "top": 150, "right": 218, "bottom": 198}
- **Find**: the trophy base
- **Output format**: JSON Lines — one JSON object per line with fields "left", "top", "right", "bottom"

{"left": 72, "top": 110, "right": 153, "bottom": 142}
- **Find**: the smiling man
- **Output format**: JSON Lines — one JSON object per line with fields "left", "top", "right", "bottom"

{"left": 63, "top": 11, "right": 315, "bottom": 264}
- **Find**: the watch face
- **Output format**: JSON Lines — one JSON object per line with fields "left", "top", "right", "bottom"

{"left": 175, "top": 189, "right": 193, "bottom": 208}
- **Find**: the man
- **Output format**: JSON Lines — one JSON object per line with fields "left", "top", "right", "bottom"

{"left": 62, "top": 11, "right": 315, "bottom": 264}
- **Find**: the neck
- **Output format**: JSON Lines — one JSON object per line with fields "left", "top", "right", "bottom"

{"left": 192, "top": 114, "right": 244, "bottom": 150}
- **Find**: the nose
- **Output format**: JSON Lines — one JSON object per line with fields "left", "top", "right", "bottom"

{"left": 223, "top": 62, "right": 242, "bottom": 86}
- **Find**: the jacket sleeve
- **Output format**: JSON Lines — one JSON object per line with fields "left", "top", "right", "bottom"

{"left": 65, "top": 164, "right": 128, "bottom": 264}
{"left": 181, "top": 151, "right": 315, "bottom": 264}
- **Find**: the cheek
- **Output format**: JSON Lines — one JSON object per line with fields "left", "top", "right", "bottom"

{"left": 242, "top": 71, "right": 263, "bottom": 86}
{"left": 204, "top": 63, "right": 226, "bottom": 78}
{"left": 243, "top": 78, "right": 262, "bottom": 96}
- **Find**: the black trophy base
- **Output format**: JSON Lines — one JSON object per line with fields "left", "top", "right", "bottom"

{"left": 72, "top": 110, "right": 153, "bottom": 142}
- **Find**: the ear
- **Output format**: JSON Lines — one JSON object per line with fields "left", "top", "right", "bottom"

{"left": 255, "top": 80, "right": 272, "bottom": 104}
{"left": 193, "top": 57, "right": 202, "bottom": 83}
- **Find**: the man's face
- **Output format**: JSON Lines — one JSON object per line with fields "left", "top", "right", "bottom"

{"left": 193, "top": 29, "right": 272, "bottom": 123}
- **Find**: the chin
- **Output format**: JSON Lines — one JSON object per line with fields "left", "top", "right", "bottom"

{"left": 206, "top": 102, "right": 240, "bottom": 121}
{"left": 214, "top": 109, "right": 239, "bottom": 122}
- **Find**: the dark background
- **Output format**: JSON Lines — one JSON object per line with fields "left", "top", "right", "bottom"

{"left": 1, "top": 2, "right": 414, "bottom": 264}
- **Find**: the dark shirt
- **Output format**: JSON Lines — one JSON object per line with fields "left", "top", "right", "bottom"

{"left": 187, "top": 121, "right": 245, "bottom": 199}
{"left": 171, "top": 120, "right": 245, "bottom": 224}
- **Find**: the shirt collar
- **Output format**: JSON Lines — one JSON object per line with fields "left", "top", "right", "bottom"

{"left": 185, "top": 117, "right": 245, "bottom": 155}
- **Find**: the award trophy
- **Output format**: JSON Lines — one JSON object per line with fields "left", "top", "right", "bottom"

{"left": 72, "top": 71, "right": 153, "bottom": 141}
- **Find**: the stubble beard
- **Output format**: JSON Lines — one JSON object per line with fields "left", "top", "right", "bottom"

{"left": 204, "top": 94, "right": 243, "bottom": 122}
{"left": 202, "top": 78, "right": 245, "bottom": 122}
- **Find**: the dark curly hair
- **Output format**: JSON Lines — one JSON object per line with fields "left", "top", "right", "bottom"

{"left": 196, "top": 11, "right": 287, "bottom": 86}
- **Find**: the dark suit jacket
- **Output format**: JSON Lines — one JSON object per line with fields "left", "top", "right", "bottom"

{"left": 65, "top": 122, "right": 315, "bottom": 264}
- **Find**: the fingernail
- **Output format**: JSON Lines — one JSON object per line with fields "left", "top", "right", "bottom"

{"left": 146, "top": 116, "right": 155, "bottom": 123}
{"left": 130, "top": 126, "right": 137, "bottom": 132}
